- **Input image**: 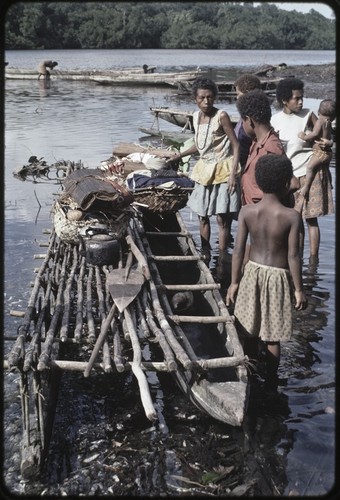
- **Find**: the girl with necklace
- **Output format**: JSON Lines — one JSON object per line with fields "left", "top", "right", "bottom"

{"left": 167, "top": 78, "right": 241, "bottom": 260}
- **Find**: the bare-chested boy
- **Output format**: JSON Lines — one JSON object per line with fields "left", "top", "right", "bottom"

{"left": 226, "top": 154, "right": 307, "bottom": 391}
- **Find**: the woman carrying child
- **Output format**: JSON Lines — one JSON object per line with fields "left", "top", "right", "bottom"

{"left": 271, "top": 78, "right": 334, "bottom": 260}
{"left": 297, "top": 98, "right": 335, "bottom": 201}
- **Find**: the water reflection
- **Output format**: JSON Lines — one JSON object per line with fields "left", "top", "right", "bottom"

{"left": 38, "top": 79, "right": 51, "bottom": 97}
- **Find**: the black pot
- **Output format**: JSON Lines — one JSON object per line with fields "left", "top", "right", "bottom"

{"left": 78, "top": 228, "right": 120, "bottom": 267}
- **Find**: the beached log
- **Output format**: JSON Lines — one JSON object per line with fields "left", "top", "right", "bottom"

{"left": 124, "top": 306, "right": 157, "bottom": 421}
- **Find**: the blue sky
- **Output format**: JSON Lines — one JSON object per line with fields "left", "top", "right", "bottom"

{"left": 255, "top": 2, "right": 335, "bottom": 18}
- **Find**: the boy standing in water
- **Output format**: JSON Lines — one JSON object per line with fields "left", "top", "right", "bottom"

{"left": 226, "top": 154, "right": 307, "bottom": 391}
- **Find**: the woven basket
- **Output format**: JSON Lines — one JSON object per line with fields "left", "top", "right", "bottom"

{"left": 52, "top": 200, "right": 131, "bottom": 244}
{"left": 132, "top": 187, "right": 193, "bottom": 213}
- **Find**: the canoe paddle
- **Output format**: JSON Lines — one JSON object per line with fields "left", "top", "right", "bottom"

{"left": 84, "top": 257, "right": 145, "bottom": 377}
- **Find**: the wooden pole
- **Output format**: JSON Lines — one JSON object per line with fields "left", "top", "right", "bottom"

{"left": 74, "top": 256, "right": 86, "bottom": 341}
{"left": 86, "top": 266, "right": 96, "bottom": 343}
{"left": 7, "top": 232, "right": 57, "bottom": 369}
{"left": 37, "top": 245, "right": 70, "bottom": 371}
{"left": 60, "top": 246, "right": 78, "bottom": 342}
{"left": 83, "top": 303, "right": 117, "bottom": 378}
{"left": 123, "top": 306, "right": 157, "bottom": 421}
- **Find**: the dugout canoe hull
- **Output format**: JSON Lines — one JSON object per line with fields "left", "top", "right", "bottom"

{"left": 5, "top": 163, "right": 248, "bottom": 478}
{"left": 149, "top": 106, "right": 239, "bottom": 130}
{"left": 5, "top": 67, "right": 203, "bottom": 86}
{"left": 176, "top": 77, "right": 283, "bottom": 96}
{"left": 135, "top": 210, "right": 249, "bottom": 426}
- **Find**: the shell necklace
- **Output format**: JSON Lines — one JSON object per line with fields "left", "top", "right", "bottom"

{"left": 197, "top": 112, "right": 212, "bottom": 150}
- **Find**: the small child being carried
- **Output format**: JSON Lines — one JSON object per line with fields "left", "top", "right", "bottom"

{"left": 297, "top": 98, "right": 335, "bottom": 200}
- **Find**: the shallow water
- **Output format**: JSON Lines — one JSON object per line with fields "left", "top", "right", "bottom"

{"left": 2, "top": 49, "right": 336, "bottom": 497}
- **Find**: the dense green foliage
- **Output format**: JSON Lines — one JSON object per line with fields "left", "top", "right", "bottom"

{"left": 4, "top": 2, "right": 335, "bottom": 50}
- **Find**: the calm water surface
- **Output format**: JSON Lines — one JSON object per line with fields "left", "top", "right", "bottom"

{"left": 2, "top": 50, "right": 336, "bottom": 497}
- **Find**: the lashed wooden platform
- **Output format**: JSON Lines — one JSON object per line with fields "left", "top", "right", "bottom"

{"left": 5, "top": 160, "right": 248, "bottom": 477}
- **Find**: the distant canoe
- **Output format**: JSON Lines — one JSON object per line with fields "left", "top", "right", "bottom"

{"left": 5, "top": 67, "right": 205, "bottom": 87}
{"left": 151, "top": 107, "right": 195, "bottom": 130}
{"left": 176, "top": 77, "right": 287, "bottom": 97}
{"left": 149, "top": 106, "right": 239, "bottom": 130}
{"left": 89, "top": 70, "right": 203, "bottom": 86}
{"left": 139, "top": 127, "right": 194, "bottom": 145}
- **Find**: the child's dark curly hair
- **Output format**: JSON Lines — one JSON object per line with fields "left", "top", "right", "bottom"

{"left": 275, "top": 78, "right": 304, "bottom": 108}
{"left": 234, "top": 74, "right": 261, "bottom": 93}
{"left": 319, "top": 99, "right": 336, "bottom": 120}
{"left": 191, "top": 77, "right": 218, "bottom": 98}
{"left": 236, "top": 90, "right": 272, "bottom": 124}
{"left": 255, "top": 154, "right": 293, "bottom": 194}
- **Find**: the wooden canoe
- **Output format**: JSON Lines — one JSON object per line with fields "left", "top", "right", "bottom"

{"left": 138, "top": 126, "right": 194, "bottom": 144}
{"left": 149, "top": 106, "right": 239, "bottom": 130}
{"left": 176, "top": 78, "right": 282, "bottom": 96}
{"left": 132, "top": 210, "right": 249, "bottom": 426}
{"left": 5, "top": 162, "right": 248, "bottom": 477}
{"left": 5, "top": 67, "right": 204, "bottom": 87}
{"left": 89, "top": 70, "right": 203, "bottom": 86}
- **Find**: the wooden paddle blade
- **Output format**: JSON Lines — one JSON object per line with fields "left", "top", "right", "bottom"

{"left": 107, "top": 268, "right": 144, "bottom": 313}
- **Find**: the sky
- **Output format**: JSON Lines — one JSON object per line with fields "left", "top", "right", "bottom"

{"left": 255, "top": 2, "right": 335, "bottom": 18}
